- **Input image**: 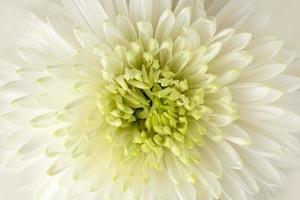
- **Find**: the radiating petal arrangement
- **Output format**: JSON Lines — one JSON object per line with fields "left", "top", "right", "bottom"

{"left": 0, "top": 0, "right": 300, "bottom": 200}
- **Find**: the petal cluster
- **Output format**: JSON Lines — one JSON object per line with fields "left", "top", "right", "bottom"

{"left": 0, "top": 0, "right": 300, "bottom": 200}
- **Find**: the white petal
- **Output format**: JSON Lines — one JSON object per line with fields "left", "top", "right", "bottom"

{"left": 47, "top": 65, "right": 83, "bottom": 80}
{"left": 220, "top": 33, "right": 252, "bottom": 54}
{"left": 72, "top": 158, "right": 97, "bottom": 180}
{"left": 208, "top": 140, "right": 243, "bottom": 169}
{"left": 268, "top": 132, "right": 299, "bottom": 154}
{"left": 47, "top": 154, "right": 73, "bottom": 176}
{"left": 231, "top": 84, "right": 282, "bottom": 104}
{"left": 0, "top": 60, "right": 19, "bottom": 83}
{"left": 196, "top": 169, "right": 222, "bottom": 200}
{"left": 217, "top": 69, "right": 240, "bottom": 86}
{"left": 271, "top": 149, "right": 300, "bottom": 169}
{"left": 172, "top": 7, "right": 192, "bottom": 37}
{"left": 173, "top": 0, "right": 194, "bottom": 16}
{"left": 103, "top": 20, "right": 129, "bottom": 47}
{"left": 191, "top": 0, "right": 206, "bottom": 21}
{"left": 0, "top": 80, "right": 37, "bottom": 100}
{"left": 170, "top": 51, "right": 192, "bottom": 74}
{"left": 165, "top": 155, "right": 184, "bottom": 185}
{"left": 74, "top": 28, "right": 100, "bottom": 49}
{"left": 276, "top": 91, "right": 300, "bottom": 113}
{"left": 274, "top": 49, "right": 296, "bottom": 65}
{"left": 247, "top": 134, "right": 282, "bottom": 158}
{"left": 12, "top": 95, "right": 40, "bottom": 109}
{"left": 214, "top": 0, "right": 254, "bottom": 30}
{"left": 211, "top": 28, "right": 234, "bottom": 43}
{"left": 238, "top": 148, "right": 282, "bottom": 186}
{"left": 241, "top": 63, "right": 287, "bottom": 82}
{"left": 191, "top": 17, "right": 216, "bottom": 44}
{"left": 17, "top": 136, "right": 49, "bottom": 157}
{"left": 69, "top": 64, "right": 100, "bottom": 79}
{"left": 249, "top": 40, "right": 284, "bottom": 66}
{"left": 18, "top": 47, "right": 54, "bottom": 66}
{"left": 181, "top": 27, "right": 201, "bottom": 49}
{"left": 238, "top": 121, "right": 284, "bottom": 155}
{"left": 46, "top": 139, "right": 66, "bottom": 157}
{"left": 1, "top": 110, "right": 33, "bottom": 127}
{"left": 112, "top": 0, "right": 128, "bottom": 16}
{"left": 209, "top": 114, "right": 235, "bottom": 127}
{"left": 129, "top": 0, "right": 153, "bottom": 22}
{"left": 152, "top": 0, "right": 172, "bottom": 24}
{"left": 175, "top": 182, "right": 196, "bottom": 200}
{"left": 223, "top": 124, "right": 252, "bottom": 146}
{"left": 206, "top": 0, "right": 227, "bottom": 17}
{"left": 266, "top": 111, "right": 300, "bottom": 132}
{"left": 205, "top": 122, "right": 223, "bottom": 141}
{"left": 17, "top": 158, "right": 49, "bottom": 186}
{"left": 201, "top": 42, "right": 222, "bottom": 64}
{"left": 137, "top": 22, "right": 154, "bottom": 39}
{"left": 101, "top": 55, "right": 123, "bottom": 75}
{"left": 232, "top": 169, "right": 259, "bottom": 195}
{"left": 222, "top": 173, "right": 247, "bottom": 200}
{"left": 36, "top": 77, "right": 75, "bottom": 96}
{"left": 201, "top": 170, "right": 222, "bottom": 199}
{"left": 62, "top": 0, "right": 108, "bottom": 36}
{"left": 155, "top": 10, "right": 175, "bottom": 42}
{"left": 268, "top": 75, "right": 300, "bottom": 93}
{"left": 116, "top": 15, "right": 137, "bottom": 41}
{"left": 34, "top": 178, "right": 59, "bottom": 200}
{"left": 210, "top": 51, "right": 253, "bottom": 73}
{"left": 239, "top": 6, "right": 271, "bottom": 33}
{"left": 31, "top": 112, "right": 59, "bottom": 128}
{"left": 98, "top": 0, "right": 117, "bottom": 19}
{"left": 239, "top": 105, "right": 284, "bottom": 121}
{"left": 199, "top": 144, "right": 223, "bottom": 177}
{"left": 30, "top": 17, "right": 76, "bottom": 60}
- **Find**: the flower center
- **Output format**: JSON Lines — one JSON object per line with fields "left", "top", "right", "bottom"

{"left": 95, "top": 39, "right": 222, "bottom": 168}
{"left": 104, "top": 57, "right": 206, "bottom": 151}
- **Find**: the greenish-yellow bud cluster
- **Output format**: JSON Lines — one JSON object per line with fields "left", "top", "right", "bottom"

{"left": 96, "top": 39, "right": 222, "bottom": 169}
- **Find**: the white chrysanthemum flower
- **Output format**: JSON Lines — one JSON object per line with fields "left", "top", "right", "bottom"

{"left": 0, "top": 0, "right": 300, "bottom": 200}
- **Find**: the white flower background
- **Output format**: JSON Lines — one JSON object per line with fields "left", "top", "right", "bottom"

{"left": 0, "top": 0, "right": 299, "bottom": 200}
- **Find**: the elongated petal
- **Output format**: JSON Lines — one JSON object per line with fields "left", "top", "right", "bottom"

{"left": 223, "top": 124, "right": 252, "bottom": 146}
{"left": 241, "top": 63, "right": 287, "bottom": 82}
{"left": 209, "top": 140, "right": 243, "bottom": 169}
{"left": 63, "top": 0, "right": 108, "bottom": 36}
{"left": 155, "top": 10, "right": 175, "bottom": 42}
{"left": 129, "top": 0, "right": 153, "bottom": 22}
{"left": 238, "top": 148, "right": 282, "bottom": 186}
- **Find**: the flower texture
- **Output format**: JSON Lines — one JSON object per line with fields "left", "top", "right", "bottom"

{"left": 0, "top": 0, "right": 300, "bottom": 200}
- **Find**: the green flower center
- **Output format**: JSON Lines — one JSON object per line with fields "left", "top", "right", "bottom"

{"left": 96, "top": 39, "right": 221, "bottom": 168}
